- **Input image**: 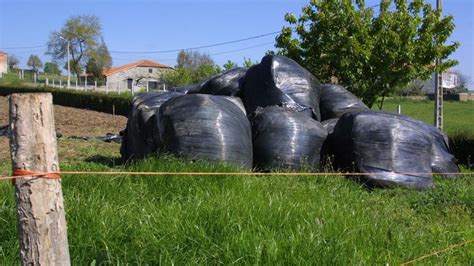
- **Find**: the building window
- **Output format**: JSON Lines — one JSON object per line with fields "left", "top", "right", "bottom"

{"left": 148, "top": 81, "right": 158, "bottom": 90}
{"left": 149, "top": 68, "right": 153, "bottom": 73}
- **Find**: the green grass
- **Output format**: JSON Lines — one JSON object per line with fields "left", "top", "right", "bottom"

{"left": 376, "top": 98, "right": 474, "bottom": 136}
{"left": 0, "top": 72, "right": 78, "bottom": 85}
{"left": 0, "top": 154, "right": 473, "bottom": 264}
{"left": 0, "top": 99, "right": 473, "bottom": 264}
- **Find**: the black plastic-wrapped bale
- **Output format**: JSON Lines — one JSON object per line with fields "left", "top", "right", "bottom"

{"left": 168, "top": 85, "right": 199, "bottom": 94}
{"left": 320, "top": 118, "right": 339, "bottom": 166}
{"left": 190, "top": 67, "right": 247, "bottom": 96}
{"left": 158, "top": 94, "right": 253, "bottom": 168}
{"left": 332, "top": 111, "right": 435, "bottom": 189}
{"left": 251, "top": 106, "right": 327, "bottom": 171}
{"left": 408, "top": 119, "right": 459, "bottom": 176}
{"left": 319, "top": 84, "right": 369, "bottom": 120}
{"left": 120, "top": 91, "right": 182, "bottom": 160}
{"left": 321, "top": 118, "right": 339, "bottom": 135}
{"left": 240, "top": 55, "right": 321, "bottom": 120}
{"left": 429, "top": 129, "right": 459, "bottom": 176}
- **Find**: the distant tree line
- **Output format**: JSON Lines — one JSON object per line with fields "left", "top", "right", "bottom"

{"left": 161, "top": 50, "right": 259, "bottom": 88}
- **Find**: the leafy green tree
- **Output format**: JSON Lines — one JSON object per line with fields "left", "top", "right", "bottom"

{"left": 397, "top": 79, "right": 426, "bottom": 96}
{"left": 163, "top": 50, "right": 221, "bottom": 87}
{"left": 162, "top": 67, "right": 193, "bottom": 87}
{"left": 177, "top": 50, "right": 214, "bottom": 70}
{"left": 276, "top": 0, "right": 459, "bottom": 108}
{"left": 242, "top": 57, "right": 258, "bottom": 68}
{"left": 27, "top": 54, "right": 43, "bottom": 73}
{"left": 64, "top": 59, "right": 82, "bottom": 76}
{"left": 223, "top": 60, "right": 238, "bottom": 70}
{"left": 46, "top": 15, "right": 104, "bottom": 80}
{"left": 86, "top": 40, "right": 112, "bottom": 81}
{"left": 44, "top": 62, "right": 62, "bottom": 75}
{"left": 85, "top": 58, "right": 102, "bottom": 81}
{"left": 194, "top": 63, "right": 221, "bottom": 81}
{"left": 7, "top": 55, "right": 19, "bottom": 71}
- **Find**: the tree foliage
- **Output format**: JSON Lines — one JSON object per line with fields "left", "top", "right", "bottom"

{"left": 44, "top": 62, "right": 62, "bottom": 75}
{"left": 163, "top": 50, "right": 221, "bottom": 87}
{"left": 85, "top": 58, "right": 102, "bottom": 81}
{"left": 223, "top": 60, "right": 238, "bottom": 70}
{"left": 7, "top": 55, "right": 19, "bottom": 71}
{"left": 276, "top": 0, "right": 459, "bottom": 108}
{"left": 86, "top": 40, "right": 112, "bottom": 81}
{"left": 27, "top": 54, "right": 43, "bottom": 73}
{"left": 46, "top": 15, "right": 106, "bottom": 79}
{"left": 177, "top": 50, "right": 214, "bottom": 70}
{"left": 242, "top": 57, "right": 258, "bottom": 68}
{"left": 64, "top": 60, "right": 82, "bottom": 76}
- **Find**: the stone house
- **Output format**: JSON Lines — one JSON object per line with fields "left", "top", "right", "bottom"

{"left": 0, "top": 51, "right": 8, "bottom": 75}
{"left": 103, "top": 59, "right": 173, "bottom": 91}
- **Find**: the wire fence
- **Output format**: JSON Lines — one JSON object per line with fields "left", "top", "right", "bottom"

{"left": 1, "top": 170, "right": 472, "bottom": 182}
{"left": 0, "top": 71, "right": 169, "bottom": 94}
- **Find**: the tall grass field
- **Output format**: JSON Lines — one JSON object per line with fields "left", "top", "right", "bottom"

{"left": 0, "top": 99, "right": 473, "bottom": 264}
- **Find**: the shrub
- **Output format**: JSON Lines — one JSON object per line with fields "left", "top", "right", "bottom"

{"left": 0, "top": 84, "right": 131, "bottom": 116}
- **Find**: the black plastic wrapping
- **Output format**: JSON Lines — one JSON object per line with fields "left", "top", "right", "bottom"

{"left": 320, "top": 118, "right": 339, "bottom": 165}
{"left": 158, "top": 94, "right": 253, "bottom": 168}
{"left": 168, "top": 85, "right": 199, "bottom": 94}
{"left": 190, "top": 67, "right": 247, "bottom": 96}
{"left": 240, "top": 55, "right": 321, "bottom": 120}
{"left": 319, "top": 84, "right": 369, "bottom": 120}
{"left": 415, "top": 121, "right": 460, "bottom": 176}
{"left": 430, "top": 131, "right": 459, "bottom": 176}
{"left": 251, "top": 106, "right": 327, "bottom": 171}
{"left": 331, "top": 111, "right": 435, "bottom": 189}
{"left": 321, "top": 118, "right": 339, "bottom": 135}
{"left": 120, "top": 91, "right": 182, "bottom": 160}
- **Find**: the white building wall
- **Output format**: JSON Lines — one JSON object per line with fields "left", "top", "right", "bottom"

{"left": 0, "top": 54, "right": 8, "bottom": 74}
{"left": 421, "top": 71, "right": 459, "bottom": 94}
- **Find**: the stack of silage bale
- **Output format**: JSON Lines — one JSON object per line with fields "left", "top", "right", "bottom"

{"left": 120, "top": 55, "right": 459, "bottom": 189}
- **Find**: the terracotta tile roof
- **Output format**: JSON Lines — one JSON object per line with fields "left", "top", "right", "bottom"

{"left": 102, "top": 59, "right": 172, "bottom": 76}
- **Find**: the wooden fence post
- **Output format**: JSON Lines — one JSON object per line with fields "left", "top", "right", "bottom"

{"left": 9, "top": 93, "right": 71, "bottom": 265}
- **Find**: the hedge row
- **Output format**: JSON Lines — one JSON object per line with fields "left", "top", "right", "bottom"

{"left": 450, "top": 132, "right": 474, "bottom": 168}
{"left": 0, "top": 85, "right": 131, "bottom": 116}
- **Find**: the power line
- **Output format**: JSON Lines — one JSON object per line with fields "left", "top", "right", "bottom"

{"left": 1, "top": 3, "right": 382, "bottom": 55}
{"left": 109, "top": 31, "right": 280, "bottom": 54}
{"left": 110, "top": 42, "right": 274, "bottom": 64}
{"left": 211, "top": 41, "right": 274, "bottom": 56}
{"left": 0, "top": 45, "right": 46, "bottom": 50}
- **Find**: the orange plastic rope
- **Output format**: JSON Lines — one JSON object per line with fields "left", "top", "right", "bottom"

{"left": 10, "top": 169, "right": 61, "bottom": 180}
{"left": 400, "top": 239, "right": 473, "bottom": 265}
{"left": 0, "top": 170, "right": 471, "bottom": 182}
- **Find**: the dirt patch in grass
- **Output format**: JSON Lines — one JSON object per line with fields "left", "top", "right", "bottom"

{"left": 0, "top": 95, "right": 127, "bottom": 164}
{"left": 0, "top": 96, "right": 127, "bottom": 136}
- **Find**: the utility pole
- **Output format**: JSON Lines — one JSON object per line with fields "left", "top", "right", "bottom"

{"left": 59, "top": 34, "right": 71, "bottom": 89}
{"left": 67, "top": 41, "right": 70, "bottom": 89}
{"left": 434, "top": 0, "right": 443, "bottom": 130}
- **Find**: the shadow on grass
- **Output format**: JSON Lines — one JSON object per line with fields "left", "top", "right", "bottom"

{"left": 449, "top": 131, "right": 474, "bottom": 169}
{"left": 85, "top": 155, "right": 123, "bottom": 168}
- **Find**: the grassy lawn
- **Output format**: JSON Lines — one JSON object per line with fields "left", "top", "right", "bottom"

{"left": 377, "top": 98, "right": 474, "bottom": 136}
{"left": 0, "top": 72, "right": 78, "bottom": 85}
{"left": 0, "top": 99, "right": 473, "bottom": 264}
